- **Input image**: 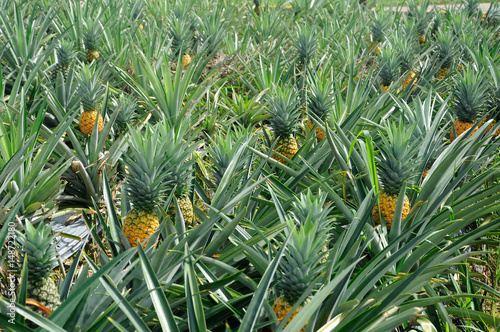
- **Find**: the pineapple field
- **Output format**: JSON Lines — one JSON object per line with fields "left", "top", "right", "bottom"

{"left": 2, "top": 0, "right": 500, "bottom": 331}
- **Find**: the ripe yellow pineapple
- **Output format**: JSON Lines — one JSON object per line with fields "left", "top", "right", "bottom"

{"left": 77, "top": 66, "right": 104, "bottom": 135}
{"left": 182, "top": 53, "right": 192, "bottom": 67}
{"left": 266, "top": 86, "right": 301, "bottom": 165}
{"left": 372, "top": 122, "right": 417, "bottom": 229}
{"left": 167, "top": 195, "right": 196, "bottom": 227}
{"left": 449, "top": 67, "right": 488, "bottom": 142}
{"left": 121, "top": 125, "right": 172, "bottom": 247}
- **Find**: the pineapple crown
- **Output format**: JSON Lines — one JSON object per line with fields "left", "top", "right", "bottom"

{"left": 207, "top": 126, "right": 255, "bottom": 187}
{"left": 434, "top": 29, "right": 457, "bottom": 69}
{"left": 408, "top": 0, "right": 433, "bottom": 36}
{"left": 77, "top": 65, "right": 104, "bottom": 112}
{"left": 291, "top": 190, "right": 332, "bottom": 232}
{"left": 376, "top": 121, "right": 419, "bottom": 195}
{"left": 83, "top": 21, "right": 102, "bottom": 52}
{"left": 169, "top": 15, "right": 194, "bottom": 56}
{"left": 156, "top": 121, "right": 198, "bottom": 197}
{"left": 464, "top": 0, "right": 481, "bottom": 18}
{"left": 452, "top": 66, "right": 489, "bottom": 123}
{"left": 278, "top": 213, "right": 330, "bottom": 304}
{"left": 370, "top": 11, "right": 391, "bottom": 43}
{"left": 294, "top": 24, "right": 318, "bottom": 66}
{"left": 307, "top": 75, "right": 333, "bottom": 121}
{"left": 378, "top": 47, "right": 401, "bottom": 87}
{"left": 124, "top": 124, "right": 175, "bottom": 211}
{"left": 114, "top": 94, "right": 137, "bottom": 132}
{"left": 16, "top": 221, "right": 59, "bottom": 282}
{"left": 55, "top": 40, "right": 77, "bottom": 67}
{"left": 390, "top": 32, "right": 416, "bottom": 74}
{"left": 266, "top": 85, "right": 301, "bottom": 137}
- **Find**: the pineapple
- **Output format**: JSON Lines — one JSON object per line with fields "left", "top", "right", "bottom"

{"left": 434, "top": 30, "right": 456, "bottom": 81}
{"left": 78, "top": 66, "right": 104, "bottom": 136}
{"left": 253, "top": 0, "right": 261, "bottom": 15}
{"left": 113, "top": 94, "right": 137, "bottom": 134}
{"left": 408, "top": 0, "right": 432, "bottom": 44}
{"left": 370, "top": 11, "right": 390, "bottom": 55}
{"left": 378, "top": 47, "right": 400, "bottom": 92}
{"left": 450, "top": 67, "right": 489, "bottom": 142}
{"left": 372, "top": 122, "right": 417, "bottom": 229}
{"left": 394, "top": 34, "right": 417, "bottom": 92}
{"left": 51, "top": 40, "right": 76, "bottom": 82}
{"left": 84, "top": 23, "right": 101, "bottom": 63}
{"left": 168, "top": 13, "right": 193, "bottom": 68}
{"left": 157, "top": 121, "right": 198, "bottom": 228}
{"left": 17, "top": 221, "right": 60, "bottom": 313}
{"left": 273, "top": 193, "right": 330, "bottom": 331}
{"left": 266, "top": 86, "right": 301, "bottom": 164}
{"left": 122, "top": 124, "right": 173, "bottom": 247}
{"left": 305, "top": 76, "right": 333, "bottom": 142}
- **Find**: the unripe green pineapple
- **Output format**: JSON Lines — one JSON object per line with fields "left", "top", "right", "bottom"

{"left": 52, "top": 40, "right": 76, "bottom": 82}
{"left": 77, "top": 66, "right": 104, "bottom": 135}
{"left": 372, "top": 121, "right": 418, "bottom": 229}
{"left": 273, "top": 190, "right": 331, "bottom": 330}
{"left": 17, "top": 221, "right": 61, "bottom": 313}
{"left": 266, "top": 85, "right": 301, "bottom": 164}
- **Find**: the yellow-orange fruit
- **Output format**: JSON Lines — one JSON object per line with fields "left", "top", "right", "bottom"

{"left": 372, "top": 192, "right": 410, "bottom": 229}
{"left": 122, "top": 209, "right": 159, "bottom": 247}
{"left": 182, "top": 54, "right": 191, "bottom": 67}
{"left": 272, "top": 135, "right": 299, "bottom": 165}
{"left": 272, "top": 296, "right": 308, "bottom": 332}
{"left": 450, "top": 120, "right": 475, "bottom": 142}
{"left": 79, "top": 110, "right": 104, "bottom": 135}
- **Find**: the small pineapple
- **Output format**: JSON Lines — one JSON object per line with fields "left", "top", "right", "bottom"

{"left": 122, "top": 124, "right": 173, "bottom": 247}
{"left": 78, "top": 66, "right": 104, "bottom": 135}
{"left": 378, "top": 47, "right": 400, "bottom": 92}
{"left": 408, "top": 0, "right": 432, "bottom": 44}
{"left": 158, "top": 121, "right": 198, "bottom": 228}
{"left": 84, "top": 23, "right": 101, "bottom": 63}
{"left": 253, "top": 0, "right": 261, "bottom": 15}
{"left": 372, "top": 122, "right": 418, "bottom": 229}
{"left": 168, "top": 14, "right": 193, "bottom": 67}
{"left": 305, "top": 76, "right": 333, "bottom": 141}
{"left": 450, "top": 67, "right": 489, "bottom": 141}
{"left": 17, "top": 221, "right": 60, "bottom": 313}
{"left": 434, "top": 29, "right": 456, "bottom": 80}
{"left": 52, "top": 40, "right": 76, "bottom": 82}
{"left": 273, "top": 196, "right": 330, "bottom": 331}
{"left": 394, "top": 34, "right": 417, "bottom": 92}
{"left": 266, "top": 86, "right": 301, "bottom": 164}
{"left": 370, "top": 11, "right": 390, "bottom": 55}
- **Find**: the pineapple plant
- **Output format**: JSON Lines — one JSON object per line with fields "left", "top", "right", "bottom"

{"left": 168, "top": 11, "right": 193, "bottom": 68}
{"left": 305, "top": 75, "right": 333, "bottom": 141}
{"left": 122, "top": 124, "right": 172, "bottom": 247}
{"left": 113, "top": 94, "right": 137, "bottom": 134}
{"left": 78, "top": 66, "right": 104, "bottom": 136}
{"left": 408, "top": 0, "right": 432, "bottom": 44}
{"left": 273, "top": 193, "right": 330, "bottom": 331}
{"left": 51, "top": 40, "right": 76, "bottom": 82}
{"left": 294, "top": 24, "right": 318, "bottom": 67}
{"left": 266, "top": 85, "right": 301, "bottom": 165}
{"left": 450, "top": 67, "right": 489, "bottom": 142}
{"left": 157, "top": 121, "right": 198, "bottom": 228}
{"left": 17, "top": 221, "right": 60, "bottom": 313}
{"left": 370, "top": 11, "right": 390, "bottom": 55}
{"left": 83, "top": 22, "right": 101, "bottom": 63}
{"left": 394, "top": 34, "right": 417, "bottom": 91}
{"left": 434, "top": 29, "right": 456, "bottom": 80}
{"left": 378, "top": 47, "right": 400, "bottom": 92}
{"left": 372, "top": 121, "right": 417, "bottom": 229}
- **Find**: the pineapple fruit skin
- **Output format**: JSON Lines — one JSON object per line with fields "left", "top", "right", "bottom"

{"left": 182, "top": 54, "right": 191, "bottom": 67}
{"left": 29, "top": 276, "right": 61, "bottom": 312}
{"left": 450, "top": 120, "right": 475, "bottom": 142}
{"left": 435, "top": 67, "right": 449, "bottom": 81}
{"left": 86, "top": 50, "right": 100, "bottom": 63}
{"left": 122, "top": 209, "right": 160, "bottom": 247}
{"left": 305, "top": 120, "right": 326, "bottom": 142}
{"left": 167, "top": 196, "right": 196, "bottom": 227}
{"left": 273, "top": 135, "right": 299, "bottom": 164}
{"left": 272, "top": 295, "right": 308, "bottom": 332}
{"left": 79, "top": 110, "right": 104, "bottom": 135}
{"left": 372, "top": 192, "right": 410, "bottom": 229}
